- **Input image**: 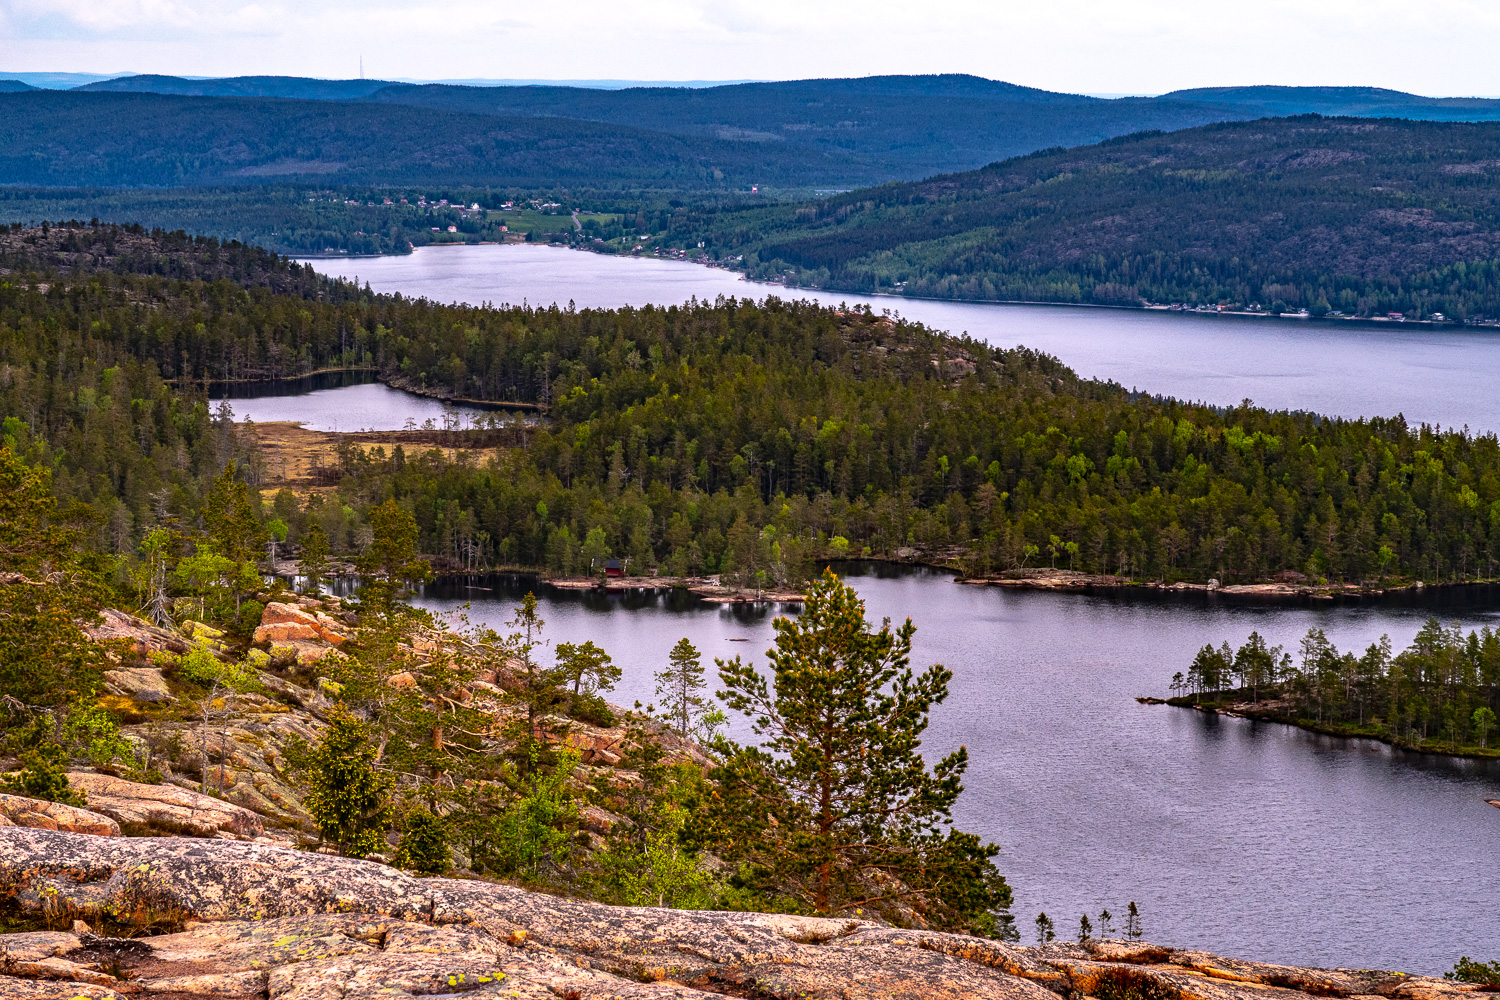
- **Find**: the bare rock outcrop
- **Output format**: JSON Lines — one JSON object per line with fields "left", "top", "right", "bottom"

{"left": 100, "top": 666, "right": 174, "bottom": 704}
{"left": 63, "top": 774, "right": 264, "bottom": 839}
{"left": 0, "top": 795, "right": 120, "bottom": 837}
{"left": 79, "top": 608, "right": 190, "bottom": 657}
{"left": 0, "top": 831, "right": 1481, "bottom": 1000}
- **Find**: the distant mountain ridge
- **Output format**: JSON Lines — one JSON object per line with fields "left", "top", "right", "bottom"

{"left": 12, "top": 74, "right": 1500, "bottom": 191}
{"left": 38, "top": 73, "right": 1500, "bottom": 185}
{"left": 0, "top": 90, "right": 871, "bottom": 189}
{"left": 75, "top": 74, "right": 393, "bottom": 101}
{"left": 1164, "top": 85, "right": 1500, "bottom": 119}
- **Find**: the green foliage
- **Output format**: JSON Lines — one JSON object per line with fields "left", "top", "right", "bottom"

{"left": 655, "top": 638, "right": 708, "bottom": 739}
{"left": 497, "top": 594, "right": 568, "bottom": 776}
{"left": 359, "top": 500, "right": 431, "bottom": 605}
{"left": 63, "top": 694, "right": 132, "bottom": 770}
{"left": 0, "top": 447, "right": 107, "bottom": 712}
{"left": 175, "top": 644, "right": 259, "bottom": 694}
{"left": 1447, "top": 957, "right": 1500, "bottom": 987}
{"left": 684, "top": 116, "right": 1500, "bottom": 320}
{"left": 14, "top": 225, "right": 1500, "bottom": 594}
{"left": 490, "top": 746, "right": 580, "bottom": 879}
{"left": 555, "top": 640, "right": 619, "bottom": 698}
{"left": 203, "top": 464, "right": 266, "bottom": 565}
{"left": 1, "top": 742, "right": 86, "bottom": 806}
{"left": 592, "top": 801, "right": 723, "bottom": 909}
{"left": 702, "top": 568, "right": 1012, "bottom": 933}
{"left": 1177, "top": 619, "right": 1500, "bottom": 754}
{"left": 301, "top": 705, "right": 394, "bottom": 858}
{"left": 394, "top": 807, "right": 453, "bottom": 876}
{"left": 233, "top": 600, "right": 266, "bottom": 639}
{"left": 298, "top": 522, "right": 330, "bottom": 592}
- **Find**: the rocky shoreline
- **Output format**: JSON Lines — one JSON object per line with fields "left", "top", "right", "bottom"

{"left": 547, "top": 574, "right": 806, "bottom": 604}
{"left": 0, "top": 829, "right": 1483, "bottom": 1000}
{"left": 1137, "top": 696, "right": 1500, "bottom": 762}
{"left": 958, "top": 567, "right": 1457, "bottom": 600}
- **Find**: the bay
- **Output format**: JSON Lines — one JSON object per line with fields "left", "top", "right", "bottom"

{"left": 409, "top": 567, "right": 1500, "bottom": 975}
{"left": 306, "top": 244, "right": 1500, "bottom": 434}
{"left": 270, "top": 244, "right": 1500, "bottom": 973}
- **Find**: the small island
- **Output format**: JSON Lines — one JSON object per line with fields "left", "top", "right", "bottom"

{"left": 1146, "top": 621, "right": 1500, "bottom": 759}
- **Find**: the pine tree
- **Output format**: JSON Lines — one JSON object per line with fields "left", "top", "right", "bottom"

{"left": 359, "top": 500, "right": 431, "bottom": 606}
{"left": 1098, "top": 908, "right": 1114, "bottom": 938}
{"left": 0, "top": 446, "right": 108, "bottom": 713}
{"left": 202, "top": 464, "right": 265, "bottom": 565}
{"left": 395, "top": 807, "right": 452, "bottom": 875}
{"left": 556, "top": 640, "right": 620, "bottom": 697}
{"left": 1035, "top": 912, "right": 1055, "bottom": 944}
{"left": 299, "top": 521, "right": 330, "bottom": 593}
{"left": 1125, "top": 901, "right": 1143, "bottom": 941}
{"left": 499, "top": 593, "right": 567, "bottom": 776}
{"left": 654, "top": 637, "right": 707, "bottom": 739}
{"left": 1078, "top": 913, "right": 1093, "bottom": 943}
{"left": 702, "top": 568, "right": 1012, "bottom": 935}
{"left": 302, "top": 705, "right": 393, "bottom": 858}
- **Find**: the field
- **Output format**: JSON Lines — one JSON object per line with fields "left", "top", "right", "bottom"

{"left": 487, "top": 208, "right": 618, "bottom": 235}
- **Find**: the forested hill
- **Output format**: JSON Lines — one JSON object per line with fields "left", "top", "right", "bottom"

{"left": 1163, "top": 85, "right": 1500, "bottom": 120}
{"left": 357, "top": 78, "right": 1241, "bottom": 181}
{"left": 681, "top": 115, "right": 1500, "bottom": 319}
{"left": 0, "top": 91, "right": 867, "bottom": 190}
{"left": 57, "top": 73, "right": 1500, "bottom": 184}
{"left": 7, "top": 223, "right": 1500, "bottom": 593}
{"left": 0, "top": 223, "right": 330, "bottom": 297}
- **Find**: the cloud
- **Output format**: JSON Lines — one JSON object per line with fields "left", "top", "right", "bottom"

{"left": 1, "top": 0, "right": 1499, "bottom": 95}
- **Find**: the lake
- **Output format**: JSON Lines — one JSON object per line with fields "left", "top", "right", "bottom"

{"left": 213, "top": 371, "right": 491, "bottom": 432}
{"left": 307, "top": 244, "right": 1500, "bottom": 434}
{"left": 266, "top": 244, "right": 1500, "bottom": 973}
{"left": 403, "top": 567, "right": 1500, "bottom": 975}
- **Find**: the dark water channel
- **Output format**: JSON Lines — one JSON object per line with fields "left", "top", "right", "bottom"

{"left": 405, "top": 566, "right": 1500, "bottom": 975}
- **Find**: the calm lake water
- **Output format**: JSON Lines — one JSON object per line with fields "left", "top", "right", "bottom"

{"left": 263, "top": 246, "right": 1500, "bottom": 972}
{"left": 213, "top": 372, "right": 490, "bottom": 432}
{"left": 307, "top": 244, "right": 1500, "bottom": 434}
{"left": 404, "top": 567, "right": 1500, "bottom": 975}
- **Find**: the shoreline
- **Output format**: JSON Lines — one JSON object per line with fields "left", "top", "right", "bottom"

{"left": 297, "top": 241, "right": 1499, "bottom": 331}
{"left": 1138, "top": 695, "right": 1500, "bottom": 762}
{"left": 526, "top": 574, "right": 804, "bottom": 604}
{"left": 954, "top": 567, "right": 1472, "bottom": 601}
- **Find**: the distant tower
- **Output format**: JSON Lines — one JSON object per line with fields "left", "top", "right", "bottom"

{"left": 359, "top": 56, "right": 364, "bottom": 80}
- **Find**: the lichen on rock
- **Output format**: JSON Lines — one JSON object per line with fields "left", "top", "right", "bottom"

{"left": 0, "top": 831, "right": 1483, "bottom": 1000}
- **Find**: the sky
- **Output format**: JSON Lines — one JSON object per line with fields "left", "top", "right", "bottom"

{"left": 3, "top": 0, "right": 1500, "bottom": 96}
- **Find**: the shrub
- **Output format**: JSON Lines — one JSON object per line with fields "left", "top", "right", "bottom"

{"left": 1447, "top": 957, "right": 1500, "bottom": 988}
{"left": 2, "top": 742, "right": 87, "bottom": 805}
{"left": 233, "top": 600, "right": 266, "bottom": 639}
{"left": 394, "top": 807, "right": 452, "bottom": 875}
{"left": 301, "top": 705, "right": 392, "bottom": 858}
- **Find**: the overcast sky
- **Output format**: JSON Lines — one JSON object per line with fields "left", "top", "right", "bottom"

{"left": 3, "top": 0, "right": 1498, "bottom": 96}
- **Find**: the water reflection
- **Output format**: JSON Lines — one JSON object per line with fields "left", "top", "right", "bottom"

{"left": 211, "top": 371, "right": 494, "bottom": 432}
{"left": 380, "top": 564, "right": 1499, "bottom": 973}
{"left": 305, "top": 244, "right": 1500, "bottom": 432}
